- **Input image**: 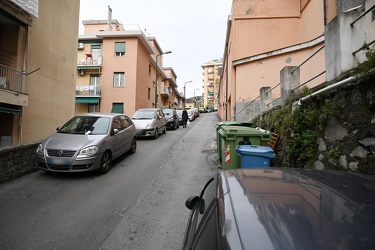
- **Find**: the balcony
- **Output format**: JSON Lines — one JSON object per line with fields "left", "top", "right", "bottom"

{"left": 77, "top": 55, "right": 102, "bottom": 74}
{"left": 160, "top": 86, "right": 171, "bottom": 98}
{"left": 75, "top": 85, "right": 101, "bottom": 104}
{"left": 0, "top": 63, "right": 29, "bottom": 107}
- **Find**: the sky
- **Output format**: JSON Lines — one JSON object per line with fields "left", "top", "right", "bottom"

{"left": 79, "top": 0, "right": 232, "bottom": 98}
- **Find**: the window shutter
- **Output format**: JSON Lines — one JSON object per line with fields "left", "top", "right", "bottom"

{"left": 115, "top": 42, "right": 126, "bottom": 53}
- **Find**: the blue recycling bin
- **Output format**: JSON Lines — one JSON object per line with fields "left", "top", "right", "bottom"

{"left": 236, "top": 145, "right": 276, "bottom": 168}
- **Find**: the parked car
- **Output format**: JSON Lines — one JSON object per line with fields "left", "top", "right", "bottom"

{"left": 176, "top": 109, "right": 184, "bottom": 126}
{"left": 182, "top": 168, "right": 375, "bottom": 250}
{"left": 131, "top": 108, "right": 166, "bottom": 139}
{"left": 192, "top": 107, "right": 199, "bottom": 118}
{"left": 187, "top": 109, "right": 195, "bottom": 122}
{"left": 35, "top": 113, "right": 137, "bottom": 174}
{"left": 163, "top": 108, "right": 179, "bottom": 130}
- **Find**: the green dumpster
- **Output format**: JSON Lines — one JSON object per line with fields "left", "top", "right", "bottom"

{"left": 215, "top": 121, "right": 253, "bottom": 161}
{"left": 218, "top": 125, "right": 271, "bottom": 170}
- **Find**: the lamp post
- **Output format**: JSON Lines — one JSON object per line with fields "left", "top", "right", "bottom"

{"left": 183, "top": 80, "right": 192, "bottom": 108}
{"left": 155, "top": 50, "right": 172, "bottom": 108}
{"left": 194, "top": 88, "right": 199, "bottom": 107}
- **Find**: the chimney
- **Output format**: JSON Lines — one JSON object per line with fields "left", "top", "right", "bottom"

{"left": 107, "top": 5, "right": 112, "bottom": 30}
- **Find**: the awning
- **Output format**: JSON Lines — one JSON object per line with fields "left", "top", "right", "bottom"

{"left": 0, "top": 107, "right": 21, "bottom": 114}
{"left": 77, "top": 65, "right": 101, "bottom": 70}
{"left": 75, "top": 97, "right": 99, "bottom": 104}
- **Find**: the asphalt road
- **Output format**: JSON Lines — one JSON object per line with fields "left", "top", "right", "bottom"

{"left": 0, "top": 112, "right": 220, "bottom": 250}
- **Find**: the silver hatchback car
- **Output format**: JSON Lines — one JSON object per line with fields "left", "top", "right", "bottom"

{"left": 131, "top": 108, "right": 166, "bottom": 139}
{"left": 35, "top": 113, "right": 137, "bottom": 174}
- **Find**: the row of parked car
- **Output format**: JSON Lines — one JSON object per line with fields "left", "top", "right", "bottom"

{"left": 35, "top": 108, "right": 199, "bottom": 175}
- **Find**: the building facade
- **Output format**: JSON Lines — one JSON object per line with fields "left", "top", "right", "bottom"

{"left": 0, "top": 0, "right": 79, "bottom": 146}
{"left": 202, "top": 59, "right": 222, "bottom": 110}
{"left": 76, "top": 13, "right": 180, "bottom": 117}
{"left": 219, "top": 0, "right": 329, "bottom": 121}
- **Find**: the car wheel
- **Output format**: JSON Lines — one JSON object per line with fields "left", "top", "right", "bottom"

{"left": 98, "top": 151, "right": 111, "bottom": 174}
{"left": 154, "top": 128, "right": 159, "bottom": 139}
{"left": 128, "top": 137, "right": 136, "bottom": 154}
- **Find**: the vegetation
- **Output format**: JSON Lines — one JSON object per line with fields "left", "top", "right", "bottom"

{"left": 354, "top": 44, "right": 375, "bottom": 77}
{"left": 256, "top": 86, "right": 342, "bottom": 168}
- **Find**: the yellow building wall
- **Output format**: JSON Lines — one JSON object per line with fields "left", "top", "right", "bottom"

{"left": 23, "top": 0, "right": 79, "bottom": 142}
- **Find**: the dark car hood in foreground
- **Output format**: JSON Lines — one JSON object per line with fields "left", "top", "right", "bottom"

{"left": 222, "top": 168, "right": 375, "bottom": 250}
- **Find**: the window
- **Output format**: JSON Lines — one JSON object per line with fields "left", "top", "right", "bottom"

{"left": 148, "top": 87, "right": 151, "bottom": 99}
{"left": 114, "top": 72, "right": 125, "bottom": 87}
{"left": 90, "top": 75, "right": 100, "bottom": 95}
{"left": 149, "top": 65, "right": 151, "bottom": 75}
{"left": 111, "top": 103, "right": 124, "bottom": 114}
{"left": 115, "top": 42, "right": 126, "bottom": 56}
{"left": 88, "top": 104, "right": 99, "bottom": 112}
{"left": 91, "top": 45, "right": 102, "bottom": 64}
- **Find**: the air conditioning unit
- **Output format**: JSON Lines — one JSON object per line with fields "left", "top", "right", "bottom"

{"left": 78, "top": 43, "right": 85, "bottom": 49}
{"left": 78, "top": 69, "right": 85, "bottom": 76}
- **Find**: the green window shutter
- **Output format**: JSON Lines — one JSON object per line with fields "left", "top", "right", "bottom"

{"left": 111, "top": 103, "right": 124, "bottom": 114}
{"left": 91, "top": 45, "right": 101, "bottom": 49}
{"left": 115, "top": 42, "right": 126, "bottom": 53}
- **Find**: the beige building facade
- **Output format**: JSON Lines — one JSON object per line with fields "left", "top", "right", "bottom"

{"left": 0, "top": 0, "right": 79, "bottom": 146}
{"left": 76, "top": 16, "right": 180, "bottom": 117}
{"left": 219, "top": 0, "right": 332, "bottom": 121}
{"left": 202, "top": 59, "right": 222, "bottom": 110}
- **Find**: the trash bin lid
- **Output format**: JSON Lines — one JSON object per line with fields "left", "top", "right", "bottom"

{"left": 218, "top": 125, "right": 270, "bottom": 138}
{"left": 236, "top": 145, "right": 276, "bottom": 158}
{"left": 216, "top": 121, "right": 253, "bottom": 128}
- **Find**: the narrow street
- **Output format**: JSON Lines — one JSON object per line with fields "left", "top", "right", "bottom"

{"left": 0, "top": 112, "right": 220, "bottom": 250}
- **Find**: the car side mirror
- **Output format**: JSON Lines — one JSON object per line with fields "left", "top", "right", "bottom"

{"left": 56, "top": 127, "right": 60, "bottom": 131}
{"left": 112, "top": 128, "right": 119, "bottom": 135}
{"left": 185, "top": 196, "right": 200, "bottom": 210}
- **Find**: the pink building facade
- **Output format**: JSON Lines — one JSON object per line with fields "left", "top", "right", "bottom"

{"left": 219, "top": 0, "right": 331, "bottom": 121}
{"left": 76, "top": 18, "right": 180, "bottom": 117}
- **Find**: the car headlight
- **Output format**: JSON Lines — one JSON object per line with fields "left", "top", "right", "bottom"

{"left": 168, "top": 118, "right": 173, "bottom": 122}
{"left": 78, "top": 146, "right": 98, "bottom": 157}
{"left": 145, "top": 124, "right": 152, "bottom": 129}
{"left": 36, "top": 144, "right": 44, "bottom": 154}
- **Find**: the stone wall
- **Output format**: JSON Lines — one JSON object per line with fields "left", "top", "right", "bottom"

{"left": 256, "top": 74, "right": 375, "bottom": 174}
{"left": 0, "top": 141, "right": 40, "bottom": 183}
{"left": 313, "top": 79, "right": 375, "bottom": 173}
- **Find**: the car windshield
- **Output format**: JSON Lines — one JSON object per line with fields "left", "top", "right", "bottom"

{"left": 176, "top": 110, "right": 183, "bottom": 117}
{"left": 163, "top": 109, "right": 174, "bottom": 118}
{"left": 58, "top": 116, "right": 110, "bottom": 135}
{"left": 132, "top": 110, "right": 156, "bottom": 120}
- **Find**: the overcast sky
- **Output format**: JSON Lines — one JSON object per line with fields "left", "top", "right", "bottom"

{"left": 79, "top": 0, "right": 232, "bottom": 98}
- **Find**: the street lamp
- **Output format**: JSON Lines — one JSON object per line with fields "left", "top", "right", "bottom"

{"left": 183, "top": 80, "right": 192, "bottom": 108}
{"left": 155, "top": 50, "right": 172, "bottom": 108}
{"left": 194, "top": 88, "right": 199, "bottom": 107}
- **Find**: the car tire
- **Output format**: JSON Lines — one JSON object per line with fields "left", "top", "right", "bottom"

{"left": 128, "top": 137, "right": 137, "bottom": 154}
{"left": 154, "top": 128, "right": 159, "bottom": 139}
{"left": 98, "top": 151, "right": 111, "bottom": 174}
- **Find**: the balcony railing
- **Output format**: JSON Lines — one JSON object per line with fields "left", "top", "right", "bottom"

{"left": 77, "top": 55, "right": 102, "bottom": 66}
{"left": 76, "top": 85, "right": 101, "bottom": 96}
{"left": 0, "top": 64, "right": 25, "bottom": 93}
{"left": 160, "top": 86, "right": 171, "bottom": 97}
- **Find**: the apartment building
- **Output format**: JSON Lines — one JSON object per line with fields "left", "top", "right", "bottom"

{"left": 219, "top": 0, "right": 373, "bottom": 122}
{"left": 76, "top": 12, "right": 180, "bottom": 117}
{"left": 219, "top": 0, "right": 328, "bottom": 121}
{"left": 202, "top": 59, "right": 222, "bottom": 110}
{"left": 0, "top": 0, "right": 79, "bottom": 146}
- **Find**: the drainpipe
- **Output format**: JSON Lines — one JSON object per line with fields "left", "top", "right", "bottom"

{"left": 293, "top": 70, "right": 375, "bottom": 110}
